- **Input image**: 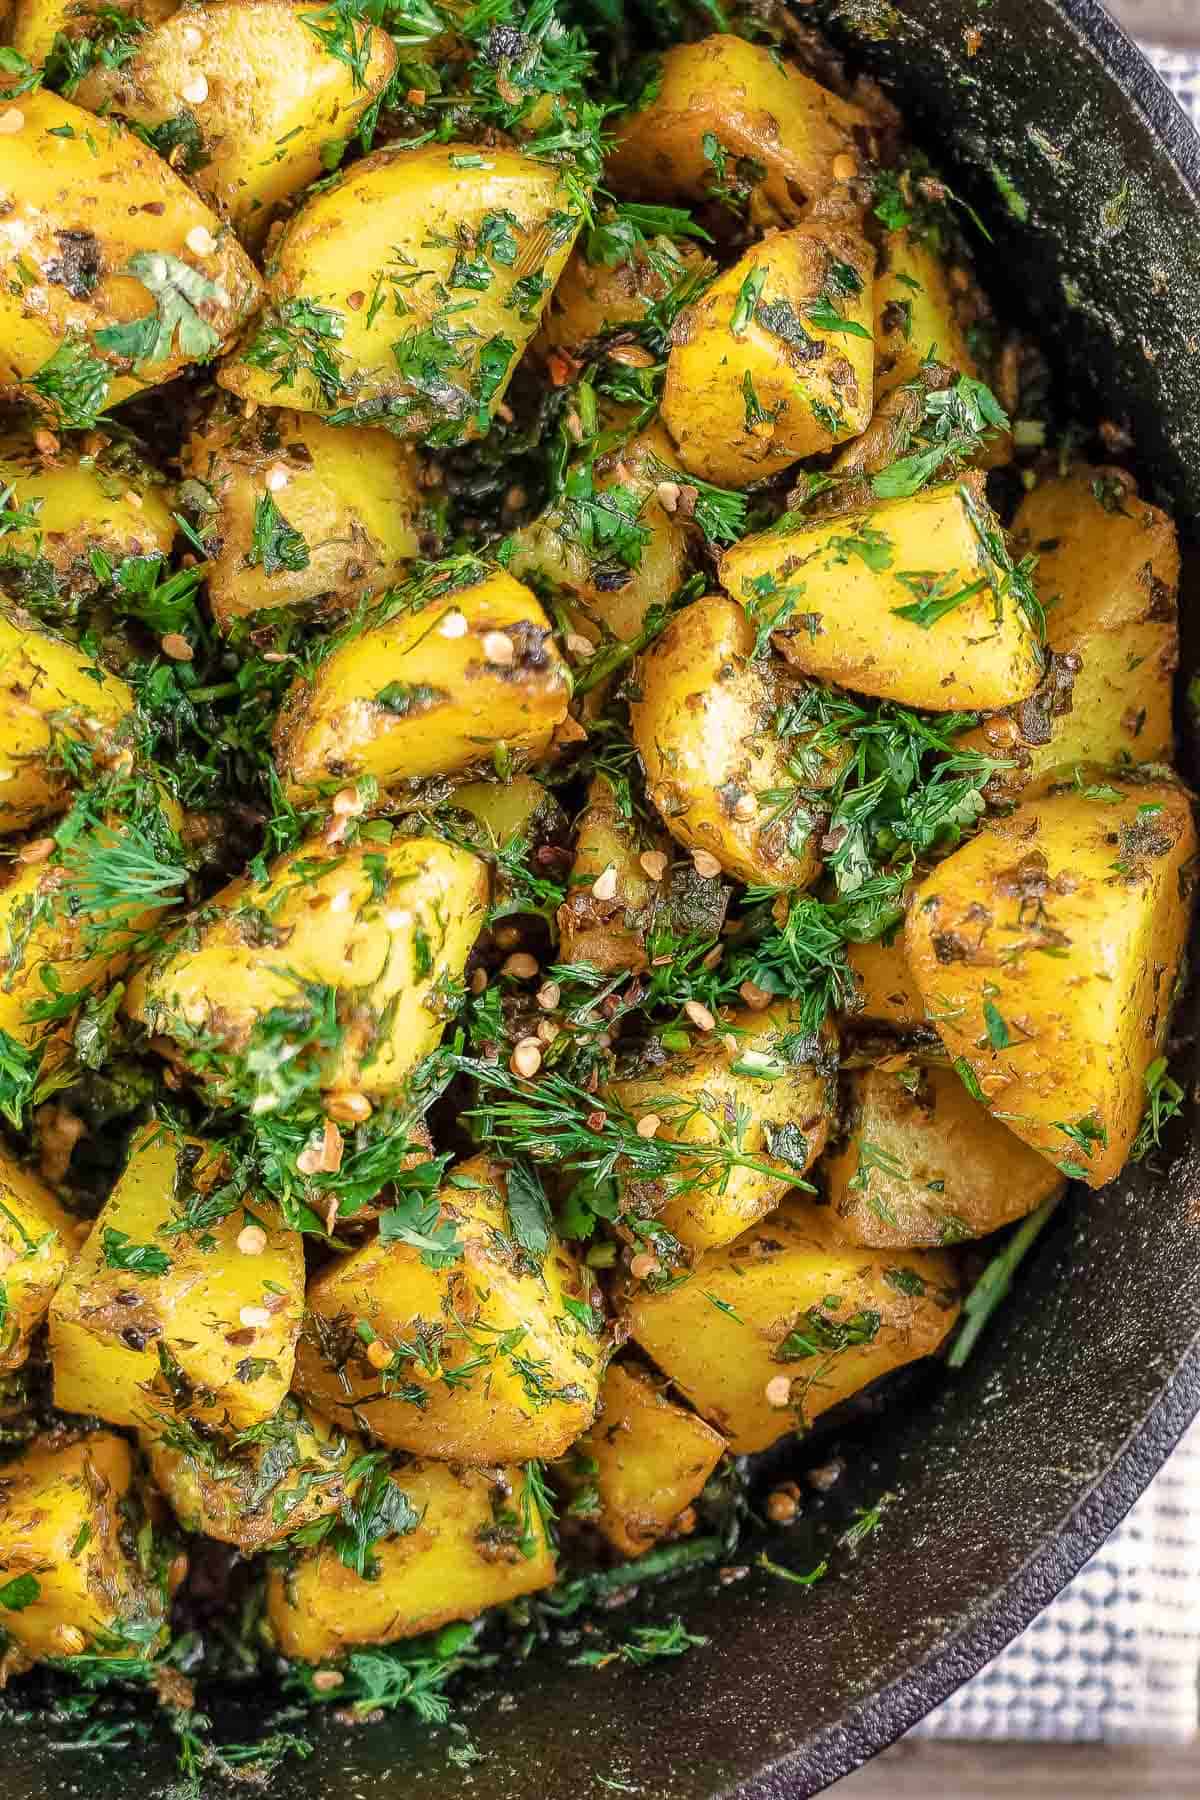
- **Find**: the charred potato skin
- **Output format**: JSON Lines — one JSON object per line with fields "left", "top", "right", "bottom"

{"left": 905, "top": 778, "right": 1197, "bottom": 1185}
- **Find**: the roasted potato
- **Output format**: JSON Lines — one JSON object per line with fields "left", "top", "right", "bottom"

{"left": 0, "top": 1431, "right": 166, "bottom": 1662}
{"left": 50, "top": 1124, "right": 304, "bottom": 1430}
{"left": 846, "top": 932, "right": 924, "bottom": 1029}
{"left": 0, "top": 92, "right": 262, "bottom": 422}
{"left": 294, "top": 1153, "right": 604, "bottom": 1461}
{"left": 0, "top": 607, "right": 134, "bottom": 835}
{"left": 629, "top": 593, "right": 847, "bottom": 887}
{"left": 961, "top": 466, "right": 1178, "bottom": 792}
{"left": 661, "top": 223, "right": 875, "bottom": 488}
{"left": 449, "top": 775, "right": 563, "bottom": 856}
{"left": 266, "top": 1459, "right": 556, "bottom": 1663}
{"left": 535, "top": 237, "right": 710, "bottom": 359}
{"left": 557, "top": 775, "right": 666, "bottom": 973}
{"left": 72, "top": 0, "right": 396, "bottom": 246}
{"left": 626, "top": 1199, "right": 960, "bottom": 1452}
{"left": 0, "top": 1148, "right": 81, "bottom": 1372}
{"left": 126, "top": 835, "right": 488, "bottom": 1102}
{"left": 0, "top": 436, "right": 175, "bottom": 610}
{"left": 905, "top": 777, "right": 1196, "bottom": 1185}
{"left": 721, "top": 474, "right": 1045, "bottom": 713}
{"left": 183, "top": 402, "right": 429, "bottom": 625}
{"left": 273, "top": 568, "right": 570, "bottom": 802}
{"left": 218, "top": 144, "right": 581, "bottom": 434}
{"left": 824, "top": 1060, "right": 1066, "bottom": 1248}
{"left": 874, "top": 231, "right": 979, "bottom": 398}
{"left": 606, "top": 35, "right": 870, "bottom": 227}
{"left": 8, "top": 0, "right": 174, "bottom": 69}
{"left": 608, "top": 1006, "right": 838, "bottom": 1254}
{"left": 144, "top": 1395, "right": 364, "bottom": 1554}
{"left": 558, "top": 1362, "right": 725, "bottom": 1558}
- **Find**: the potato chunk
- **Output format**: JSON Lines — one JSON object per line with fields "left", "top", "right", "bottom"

{"left": 145, "top": 1396, "right": 364, "bottom": 1554}
{"left": 219, "top": 144, "right": 581, "bottom": 435}
{"left": 846, "top": 933, "right": 924, "bottom": 1029}
{"left": 661, "top": 223, "right": 875, "bottom": 488}
{"left": 183, "top": 404, "right": 429, "bottom": 625}
{"left": 873, "top": 232, "right": 979, "bottom": 398}
{"left": 629, "top": 593, "right": 846, "bottom": 887}
{"left": 824, "top": 1061, "right": 1065, "bottom": 1248}
{"left": 273, "top": 569, "right": 570, "bottom": 802}
{"left": 49, "top": 1125, "right": 304, "bottom": 1430}
{"left": 266, "top": 1460, "right": 555, "bottom": 1662}
{"left": 721, "top": 475, "right": 1044, "bottom": 713}
{"left": 0, "top": 1431, "right": 166, "bottom": 1662}
{"left": 126, "top": 836, "right": 487, "bottom": 1102}
{"left": 606, "top": 36, "right": 870, "bottom": 226}
{"left": 295, "top": 1154, "right": 603, "bottom": 1461}
{"left": 0, "top": 92, "right": 262, "bottom": 421}
{"left": 558, "top": 775, "right": 665, "bottom": 973}
{"left": 559, "top": 1363, "right": 725, "bottom": 1558}
{"left": 0, "top": 437, "right": 175, "bottom": 609}
{"left": 0, "top": 608, "right": 134, "bottom": 836}
{"left": 0, "top": 1150, "right": 80, "bottom": 1373}
{"left": 73, "top": 0, "right": 396, "bottom": 246}
{"left": 905, "top": 778, "right": 1196, "bottom": 1185}
{"left": 9, "top": 0, "right": 174, "bottom": 69}
{"left": 626, "top": 1200, "right": 959, "bottom": 1452}
{"left": 964, "top": 467, "right": 1179, "bottom": 792}
{"left": 536, "top": 238, "right": 710, "bottom": 359}
{"left": 608, "top": 1006, "right": 837, "bottom": 1254}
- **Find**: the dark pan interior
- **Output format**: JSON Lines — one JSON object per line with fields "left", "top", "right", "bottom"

{"left": 9, "top": 1, "right": 1200, "bottom": 1794}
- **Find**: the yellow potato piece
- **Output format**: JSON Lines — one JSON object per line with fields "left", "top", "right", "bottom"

{"left": 183, "top": 403, "right": 428, "bottom": 624}
{"left": 294, "top": 1153, "right": 604, "bottom": 1461}
{"left": 535, "top": 239, "right": 710, "bottom": 359}
{"left": 824, "top": 1061, "right": 1065, "bottom": 1248}
{"left": 0, "top": 608, "right": 134, "bottom": 835}
{"left": 905, "top": 778, "right": 1196, "bottom": 1185}
{"left": 560, "top": 1363, "right": 725, "bottom": 1559}
{"left": 219, "top": 143, "right": 582, "bottom": 434}
{"left": 626, "top": 1200, "right": 960, "bottom": 1453}
{"left": 874, "top": 231, "right": 979, "bottom": 398}
{"left": 74, "top": 0, "right": 396, "bottom": 246}
{"left": 126, "top": 835, "right": 487, "bottom": 1101}
{"left": 558, "top": 774, "right": 663, "bottom": 973}
{"left": 0, "top": 92, "right": 262, "bottom": 417}
{"left": 0, "top": 436, "right": 175, "bottom": 603}
{"left": 607, "top": 35, "right": 870, "bottom": 226}
{"left": 267, "top": 1459, "right": 556, "bottom": 1662}
{"left": 608, "top": 1006, "right": 837, "bottom": 1254}
{"left": 50, "top": 1125, "right": 304, "bottom": 1430}
{"left": 273, "top": 568, "right": 570, "bottom": 801}
{"left": 144, "top": 1396, "right": 364, "bottom": 1554}
{"left": 629, "top": 593, "right": 846, "bottom": 887}
{"left": 0, "top": 1148, "right": 81, "bottom": 1372}
{"left": 721, "top": 475, "right": 1044, "bottom": 713}
{"left": 9, "top": 0, "right": 174, "bottom": 69}
{"left": 0, "top": 1431, "right": 166, "bottom": 1662}
{"left": 661, "top": 223, "right": 875, "bottom": 488}
{"left": 845, "top": 933, "right": 924, "bottom": 1030}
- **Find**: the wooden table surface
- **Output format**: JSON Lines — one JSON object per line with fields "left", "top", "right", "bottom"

{"left": 832, "top": 1739, "right": 1200, "bottom": 1797}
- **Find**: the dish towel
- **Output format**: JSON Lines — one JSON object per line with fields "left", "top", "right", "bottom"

{"left": 917, "top": 40, "right": 1200, "bottom": 1740}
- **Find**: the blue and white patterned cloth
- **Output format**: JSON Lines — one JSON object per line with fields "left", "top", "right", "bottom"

{"left": 918, "top": 40, "right": 1200, "bottom": 1744}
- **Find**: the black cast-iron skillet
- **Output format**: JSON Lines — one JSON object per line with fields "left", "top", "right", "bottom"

{"left": 8, "top": 1, "right": 1200, "bottom": 1793}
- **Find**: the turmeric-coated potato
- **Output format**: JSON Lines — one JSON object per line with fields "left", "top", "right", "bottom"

{"left": 845, "top": 933, "right": 924, "bottom": 1029}
{"left": 126, "top": 835, "right": 487, "bottom": 1101}
{"left": 294, "top": 1154, "right": 604, "bottom": 1461}
{"left": 0, "top": 1431, "right": 166, "bottom": 1662}
{"left": 145, "top": 1396, "right": 364, "bottom": 1554}
{"left": 0, "top": 608, "right": 134, "bottom": 835}
{"left": 559, "top": 1363, "right": 726, "bottom": 1558}
{"left": 557, "top": 775, "right": 666, "bottom": 973}
{"left": 50, "top": 1125, "right": 304, "bottom": 1430}
{"left": 905, "top": 778, "right": 1196, "bottom": 1185}
{"left": 73, "top": 0, "right": 396, "bottom": 246}
{"left": 626, "top": 1199, "right": 959, "bottom": 1452}
{"left": 824, "top": 1061, "right": 1066, "bottom": 1248}
{"left": 0, "top": 92, "right": 262, "bottom": 422}
{"left": 219, "top": 144, "right": 582, "bottom": 436}
{"left": 8, "top": 0, "right": 174, "bottom": 70}
{"left": 607, "top": 35, "right": 870, "bottom": 227}
{"left": 0, "top": 437, "right": 175, "bottom": 608}
{"left": 721, "top": 475, "right": 1045, "bottom": 713}
{"left": 449, "top": 775, "right": 563, "bottom": 858}
{"left": 273, "top": 568, "right": 570, "bottom": 802}
{"left": 608, "top": 1006, "right": 838, "bottom": 1254}
{"left": 183, "top": 403, "right": 429, "bottom": 624}
{"left": 661, "top": 223, "right": 875, "bottom": 488}
{"left": 536, "top": 237, "right": 710, "bottom": 359}
{"left": 629, "top": 593, "right": 846, "bottom": 888}
{"left": 873, "top": 231, "right": 980, "bottom": 398}
{"left": 266, "top": 1460, "right": 556, "bottom": 1662}
{"left": 0, "top": 1148, "right": 81, "bottom": 1372}
{"left": 962, "top": 467, "right": 1179, "bottom": 792}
